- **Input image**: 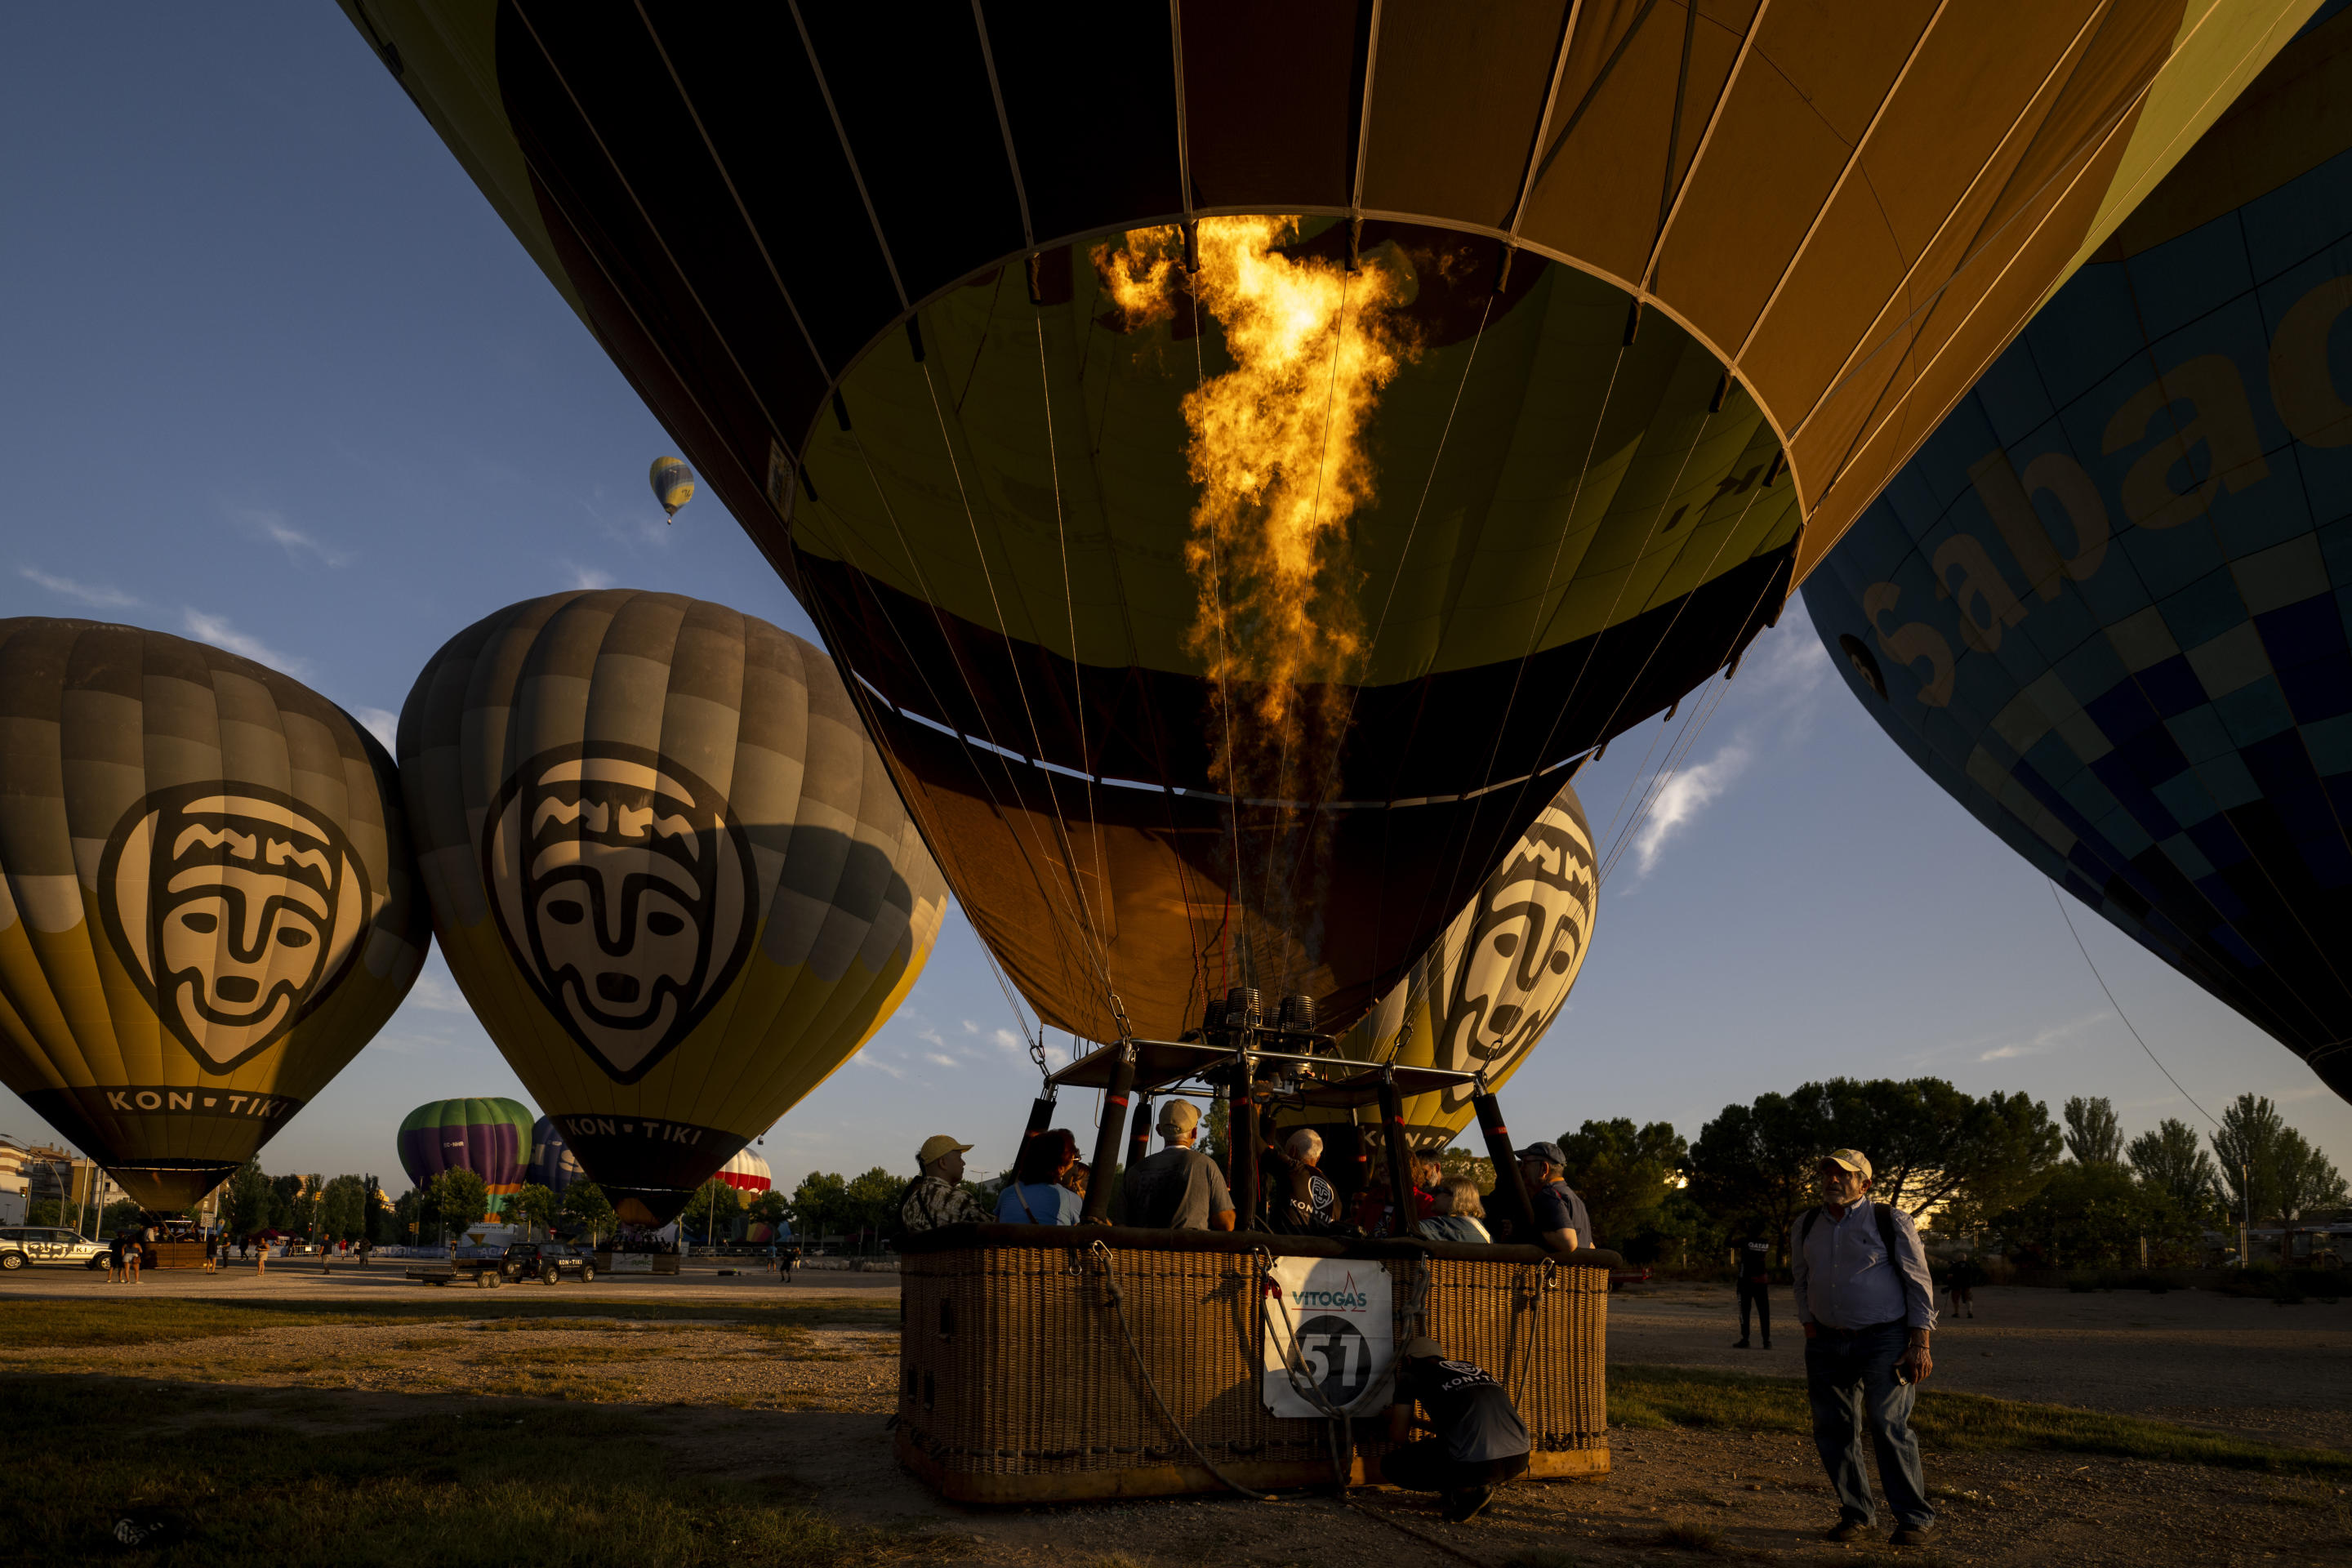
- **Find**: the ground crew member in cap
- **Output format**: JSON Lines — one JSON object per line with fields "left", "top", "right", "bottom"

{"left": 1793, "top": 1148, "right": 1937, "bottom": 1546}
{"left": 899, "top": 1134, "right": 988, "bottom": 1234}
{"left": 1387, "top": 1336, "right": 1530, "bottom": 1522}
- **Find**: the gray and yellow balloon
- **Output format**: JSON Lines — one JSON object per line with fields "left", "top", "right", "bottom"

{"left": 398, "top": 590, "right": 948, "bottom": 1225}
{"left": 0, "top": 618, "right": 430, "bottom": 1209}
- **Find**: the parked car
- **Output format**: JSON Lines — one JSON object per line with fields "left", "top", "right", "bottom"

{"left": 497, "top": 1241, "right": 595, "bottom": 1284}
{"left": 0, "top": 1227, "right": 110, "bottom": 1271}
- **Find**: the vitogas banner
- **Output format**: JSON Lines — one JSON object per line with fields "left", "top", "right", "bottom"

{"left": 1262, "top": 1257, "right": 1394, "bottom": 1418}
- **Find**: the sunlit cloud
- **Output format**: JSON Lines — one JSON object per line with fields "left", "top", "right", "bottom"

{"left": 20, "top": 565, "right": 140, "bottom": 609}
{"left": 181, "top": 609, "right": 313, "bottom": 679}
{"left": 563, "top": 562, "right": 615, "bottom": 591}
{"left": 1633, "top": 742, "right": 1751, "bottom": 875}
{"left": 403, "top": 971, "right": 471, "bottom": 1015}
{"left": 233, "top": 506, "right": 353, "bottom": 568}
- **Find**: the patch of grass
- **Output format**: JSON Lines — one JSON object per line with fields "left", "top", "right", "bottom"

{"left": 0, "top": 1295, "right": 896, "bottom": 1352}
{"left": 479, "top": 1346, "right": 654, "bottom": 1368}
{"left": 5, "top": 1373, "right": 907, "bottom": 1566}
{"left": 1612, "top": 1364, "right": 2352, "bottom": 1479}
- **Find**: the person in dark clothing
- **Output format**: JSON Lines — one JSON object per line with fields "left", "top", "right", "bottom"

{"left": 1258, "top": 1112, "right": 1340, "bottom": 1236}
{"left": 1733, "top": 1229, "right": 1774, "bottom": 1348}
{"left": 1515, "top": 1142, "right": 1592, "bottom": 1250}
{"left": 1385, "top": 1336, "right": 1531, "bottom": 1523}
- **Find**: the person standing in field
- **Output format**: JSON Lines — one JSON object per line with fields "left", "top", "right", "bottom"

{"left": 1732, "top": 1227, "right": 1773, "bottom": 1348}
{"left": 1793, "top": 1149, "right": 1937, "bottom": 1547}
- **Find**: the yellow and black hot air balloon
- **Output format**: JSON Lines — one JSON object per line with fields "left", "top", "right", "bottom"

{"left": 397, "top": 590, "right": 949, "bottom": 1226}
{"left": 0, "top": 618, "right": 430, "bottom": 1210}
{"left": 648, "top": 455, "right": 693, "bottom": 523}
{"left": 346, "top": 1, "right": 2309, "bottom": 1045}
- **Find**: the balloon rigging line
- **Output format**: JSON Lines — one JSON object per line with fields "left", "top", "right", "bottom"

{"left": 1036, "top": 312, "right": 1116, "bottom": 1022}
{"left": 1400, "top": 337, "right": 1633, "bottom": 963}
{"left": 828, "top": 434, "right": 1112, "bottom": 1040}
{"left": 2051, "top": 883, "right": 2221, "bottom": 1131}
{"left": 919, "top": 354, "right": 1125, "bottom": 1026}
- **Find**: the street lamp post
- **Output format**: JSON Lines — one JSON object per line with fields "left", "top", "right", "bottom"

{"left": 2239, "top": 1160, "right": 2252, "bottom": 1268}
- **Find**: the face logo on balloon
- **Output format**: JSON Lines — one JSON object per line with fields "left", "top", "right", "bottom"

{"left": 98, "top": 783, "right": 372, "bottom": 1072}
{"left": 1434, "top": 805, "right": 1596, "bottom": 1111}
{"left": 483, "top": 745, "right": 755, "bottom": 1084}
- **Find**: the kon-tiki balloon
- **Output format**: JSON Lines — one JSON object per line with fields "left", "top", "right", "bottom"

{"left": 349, "top": 2, "right": 2304, "bottom": 1043}
{"left": 399, "top": 590, "right": 948, "bottom": 1226}
{"left": 0, "top": 618, "right": 429, "bottom": 1209}
{"left": 1804, "top": 8, "right": 2352, "bottom": 1105}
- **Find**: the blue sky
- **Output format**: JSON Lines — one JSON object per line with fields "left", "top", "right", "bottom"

{"left": 2, "top": 11, "right": 2343, "bottom": 1195}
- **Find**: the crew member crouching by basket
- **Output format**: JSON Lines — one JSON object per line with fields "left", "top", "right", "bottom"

{"left": 1387, "top": 1337, "right": 1530, "bottom": 1522}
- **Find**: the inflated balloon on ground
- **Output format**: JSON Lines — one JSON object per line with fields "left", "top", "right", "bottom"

{"left": 1802, "top": 9, "right": 2352, "bottom": 1104}
{"left": 350, "top": 2, "right": 2301, "bottom": 1043}
{"left": 0, "top": 617, "right": 429, "bottom": 1209}
{"left": 398, "top": 590, "right": 949, "bottom": 1226}
{"left": 396, "top": 1096, "right": 535, "bottom": 1214}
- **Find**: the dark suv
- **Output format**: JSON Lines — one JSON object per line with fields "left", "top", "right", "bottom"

{"left": 498, "top": 1242, "right": 595, "bottom": 1285}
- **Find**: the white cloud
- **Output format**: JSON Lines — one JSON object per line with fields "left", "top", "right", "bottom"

{"left": 1633, "top": 742, "right": 1750, "bottom": 875}
{"left": 563, "top": 563, "right": 615, "bottom": 591}
{"left": 403, "top": 971, "right": 471, "bottom": 1014}
{"left": 853, "top": 1054, "right": 908, "bottom": 1080}
{"left": 961, "top": 1020, "right": 979, "bottom": 1034}
{"left": 351, "top": 705, "right": 399, "bottom": 751}
{"left": 233, "top": 507, "right": 352, "bottom": 568}
{"left": 1973, "top": 1012, "right": 2107, "bottom": 1064}
{"left": 181, "top": 609, "right": 313, "bottom": 679}
{"left": 924, "top": 1053, "right": 958, "bottom": 1069}
{"left": 20, "top": 565, "right": 140, "bottom": 609}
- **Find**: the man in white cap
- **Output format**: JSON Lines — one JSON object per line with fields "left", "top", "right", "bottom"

{"left": 1792, "top": 1148, "right": 1937, "bottom": 1546}
{"left": 1121, "top": 1100, "right": 1235, "bottom": 1230}
{"left": 898, "top": 1134, "right": 988, "bottom": 1234}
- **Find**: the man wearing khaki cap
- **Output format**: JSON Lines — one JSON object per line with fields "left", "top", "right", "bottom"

{"left": 1792, "top": 1148, "right": 1937, "bottom": 1547}
{"left": 899, "top": 1134, "right": 988, "bottom": 1234}
{"left": 1121, "top": 1099, "right": 1234, "bottom": 1230}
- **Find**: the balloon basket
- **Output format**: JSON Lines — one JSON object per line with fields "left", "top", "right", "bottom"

{"left": 893, "top": 1225, "right": 1612, "bottom": 1504}
{"left": 149, "top": 1242, "right": 207, "bottom": 1270}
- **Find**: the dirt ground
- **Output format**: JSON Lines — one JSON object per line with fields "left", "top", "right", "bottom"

{"left": 7, "top": 1274, "right": 2348, "bottom": 1566}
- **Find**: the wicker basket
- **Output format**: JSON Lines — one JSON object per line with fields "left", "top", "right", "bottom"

{"left": 894, "top": 1224, "right": 1610, "bottom": 1503}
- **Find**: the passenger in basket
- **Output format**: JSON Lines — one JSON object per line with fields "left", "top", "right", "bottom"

{"left": 1422, "top": 1175, "right": 1492, "bottom": 1244}
{"left": 898, "top": 1134, "right": 990, "bottom": 1234}
{"left": 1059, "top": 1160, "right": 1089, "bottom": 1202}
{"left": 1121, "top": 1100, "right": 1236, "bottom": 1231}
{"left": 996, "top": 1129, "right": 1085, "bottom": 1225}
{"left": 1257, "top": 1114, "right": 1339, "bottom": 1236}
{"left": 1517, "top": 1141, "right": 1592, "bottom": 1252}
{"left": 1388, "top": 1336, "right": 1531, "bottom": 1523}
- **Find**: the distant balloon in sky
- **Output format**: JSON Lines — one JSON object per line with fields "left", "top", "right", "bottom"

{"left": 397, "top": 1096, "right": 534, "bottom": 1213}
{"left": 0, "top": 617, "right": 430, "bottom": 1209}
{"left": 353, "top": 2, "right": 2305, "bottom": 1045}
{"left": 1802, "top": 9, "right": 2352, "bottom": 1105}
{"left": 399, "top": 590, "right": 950, "bottom": 1227}
{"left": 649, "top": 455, "right": 694, "bottom": 522}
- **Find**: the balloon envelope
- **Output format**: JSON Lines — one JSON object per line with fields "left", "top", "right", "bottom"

{"left": 525, "top": 1114, "right": 583, "bottom": 1197}
{"left": 649, "top": 456, "right": 694, "bottom": 519}
{"left": 397, "top": 1096, "right": 535, "bottom": 1212}
{"left": 717, "top": 1147, "right": 771, "bottom": 1195}
{"left": 1327, "top": 778, "right": 1599, "bottom": 1150}
{"left": 399, "top": 590, "right": 949, "bottom": 1225}
{"left": 0, "top": 618, "right": 430, "bottom": 1209}
{"left": 348, "top": 2, "right": 2299, "bottom": 1043}
{"left": 1802, "top": 10, "right": 2352, "bottom": 1103}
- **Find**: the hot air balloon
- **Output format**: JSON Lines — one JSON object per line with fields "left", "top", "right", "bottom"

{"left": 1802, "top": 7, "right": 2352, "bottom": 1104}
{"left": 398, "top": 590, "right": 950, "bottom": 1226}
{"left": 0, "top": 618, "right": 430, "bottom": 1209}
{"left": 525, "top": 1113, "right": 582, "bottom": 1196}
{"left": 348, "top": 2, "right": 2301, "bottom": 1044}
{"left": 397, "top": 1096, "right": 535, "bottom": 1214}
{"left": 716, "top": 1146, "right": 771, "bottom": 1196}
{"left": 1322, "top": 779, "right": 1598, "bottom": 1151}
{"left": 649, "top": 456, "right": 694, "bottom": 523}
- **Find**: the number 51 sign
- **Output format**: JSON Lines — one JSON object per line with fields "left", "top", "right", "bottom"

{"left": 1262, "top": 1256, "right": 1394, "bottom": 1418}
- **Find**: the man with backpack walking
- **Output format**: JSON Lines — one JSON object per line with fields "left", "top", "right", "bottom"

{"left": 1792, "top": 1149, "right": 1936, "bottom": 1547}
{"left": 1731, "top": 1226, "right": 1773, "bottom": 1348}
